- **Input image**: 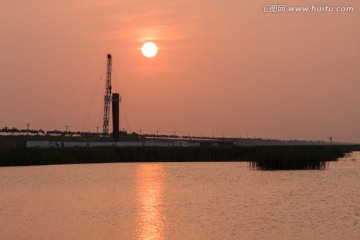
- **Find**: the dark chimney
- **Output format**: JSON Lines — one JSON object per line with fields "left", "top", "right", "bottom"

{"left": 112, "top": 93, "right": 120, "bottom": 142}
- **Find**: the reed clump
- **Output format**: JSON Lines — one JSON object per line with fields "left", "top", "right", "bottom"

{"left": 247, "top": 146, "right": 345, "bottom": 170}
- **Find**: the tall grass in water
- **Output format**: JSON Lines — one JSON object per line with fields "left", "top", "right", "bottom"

{"left": 249, "top": 157, "right": 329, "bottom": 170}
{"left": 248, "top": 146, "right": 346, "bottom": 170}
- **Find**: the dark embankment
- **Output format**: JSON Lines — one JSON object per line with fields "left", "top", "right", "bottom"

{"left": 0, "top": 145, "right": 359, "bottom": 169}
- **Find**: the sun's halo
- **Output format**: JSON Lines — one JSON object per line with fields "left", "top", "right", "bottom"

{"left": 141, "top": 42, "right": 158, "bottom": 58}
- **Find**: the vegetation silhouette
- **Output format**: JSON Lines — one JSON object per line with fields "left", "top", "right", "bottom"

{"left": 0, "top": 145, "right": 359, "bottom": 170}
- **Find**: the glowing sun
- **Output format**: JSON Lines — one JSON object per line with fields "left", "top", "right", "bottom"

{"left": 141, "top": 42, "right": 158, "bottom": 58}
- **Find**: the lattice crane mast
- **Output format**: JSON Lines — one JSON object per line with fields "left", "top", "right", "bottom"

{"left": 102, "top": 53, "right": 112, "bottom": 137}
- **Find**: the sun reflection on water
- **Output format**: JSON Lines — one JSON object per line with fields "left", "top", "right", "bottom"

{"left": 136, "top": 164, "right": 165, "bottom": 240}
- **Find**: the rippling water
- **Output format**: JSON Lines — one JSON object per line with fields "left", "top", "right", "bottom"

{"left": 0, "top": 152, "right": 359, "bottom": 240}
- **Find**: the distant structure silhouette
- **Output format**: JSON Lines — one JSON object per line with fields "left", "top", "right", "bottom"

{"left": 102, "top": 54, "right": 112, "bottom": 137}
{"left": 112, "top": 93, "right": 120, "bottom": 142}
{"left": 102, "top": 53, "right": 121, "bottom": 141}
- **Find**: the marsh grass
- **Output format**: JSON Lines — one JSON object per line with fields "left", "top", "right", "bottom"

{"left": 247, "top": 145, "right": 346, "bottom": 170}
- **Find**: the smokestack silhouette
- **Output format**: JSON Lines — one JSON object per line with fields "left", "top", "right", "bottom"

{"left": 112, "top": 93, "right": 120, "bottom": 142}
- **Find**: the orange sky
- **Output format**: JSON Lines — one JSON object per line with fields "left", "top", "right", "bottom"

{"left": 0, "top": 0, "right": 359, "bottom": 143}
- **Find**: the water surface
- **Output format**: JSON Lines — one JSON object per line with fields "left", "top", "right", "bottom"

{"left": 1, "top": 152, "right": 359, "bottom": 239}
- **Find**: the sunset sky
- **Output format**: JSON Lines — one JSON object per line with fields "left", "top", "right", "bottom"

{"left": 1, "top": 0, "right": 359, "bottom": 143}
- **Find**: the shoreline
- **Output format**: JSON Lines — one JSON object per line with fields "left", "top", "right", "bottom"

{"left": 1, "top": 145, "right": 359, "bottom": 169}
